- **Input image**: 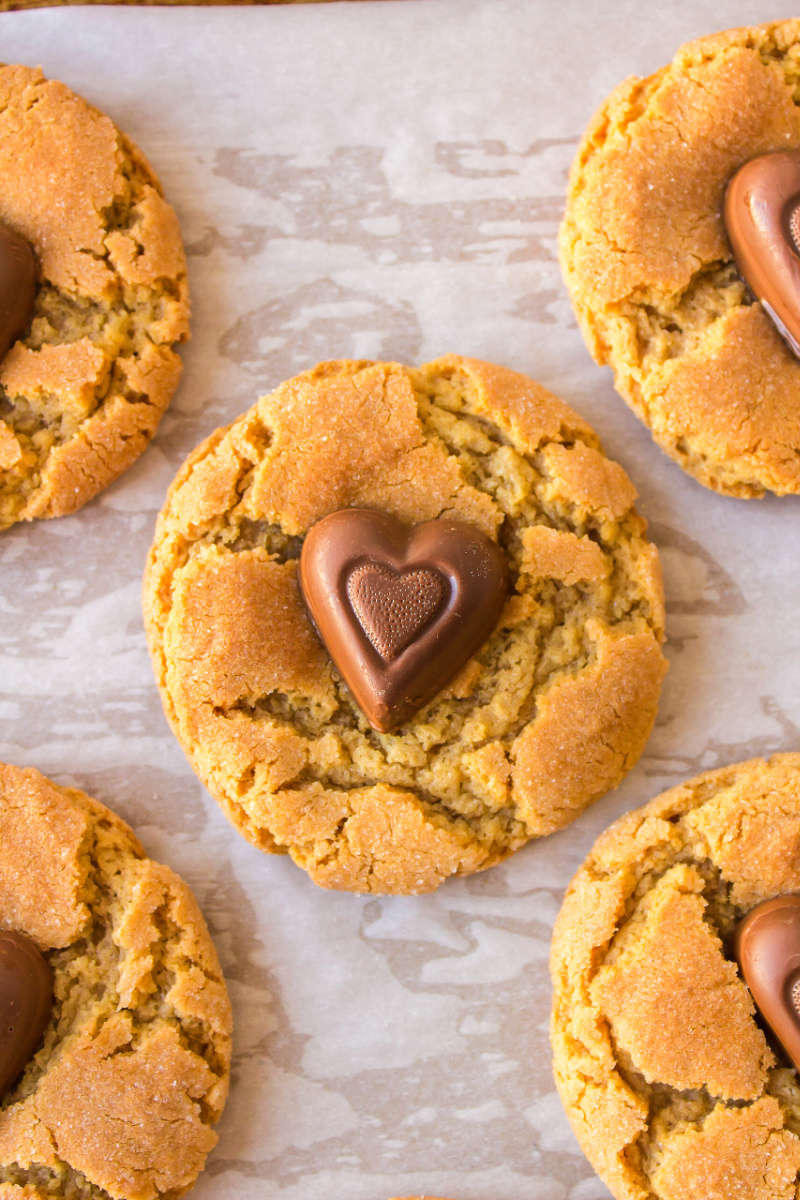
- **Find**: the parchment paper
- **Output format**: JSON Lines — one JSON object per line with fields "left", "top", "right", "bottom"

{"left": 1, "top": 2, "right": 798, "bottom": 1197}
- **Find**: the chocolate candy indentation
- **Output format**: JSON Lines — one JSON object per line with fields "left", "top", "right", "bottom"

{"left": 735, "top": 894, "right": 800, "bottom": 1071}
{"left": 347, "top": 564, "right": 445, "bottom": 661}
{"left": 299, "top": 509, "right": 510, "bottom": 732}
{"left": 789, "top": 205, "right": 800, "bottom": 257}
{"left": 0, "top": 222, "right": 36, "bottom": 363}
{"left": 791, "top": 974, "right": 800, "bottom": 1018}
{"left": 724, "top": 151, "right": 800, "bottom": 359}
{"left": 0, "top": 929, "right": 53, "bottom": 1097}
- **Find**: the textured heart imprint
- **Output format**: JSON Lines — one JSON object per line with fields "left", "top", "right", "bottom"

{"left": 347, "top": 564, "right": 445, "bottom": 661}
{"left": 0, "top": 930, "right": 53, "bottom": 1098}
{"left": 735, "top": 894, "right": 800, "bottom": 1071}
{"left": 725, "top": 151, "right": 800, "bottom": 358}
{"left": 300, "top": 509, "right": 509, "bottom": 732}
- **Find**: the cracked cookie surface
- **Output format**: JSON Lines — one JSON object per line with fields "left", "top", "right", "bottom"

{"left": 0, "top": 762, "right": 231, "bottom": 1200}
{"left": 144, "top": 355, "right": 666, "bottom": 895}
{"left": 550, "top": 754, "right": 800, "bottom": 1200}
{"left": 0, "top": 65, "right": 189, "bottom": 530}
{"left": 560, "top": 19, "right": 800, "bottom": 497}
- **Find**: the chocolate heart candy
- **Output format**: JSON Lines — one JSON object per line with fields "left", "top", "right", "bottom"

{"left": 0, "top": 929, "right": 53, "bottom": 1097}
{"left": 724, "top": 150, "right": 800, "bottom": 358}
{"left": 734, "top": 894, "right": 800, "bottom": 1070}
{"left": 299, "top": 509, "right": 509, "bottom": 732}
{"left": 0, "top": 222, "right": 36, "bottom": 362}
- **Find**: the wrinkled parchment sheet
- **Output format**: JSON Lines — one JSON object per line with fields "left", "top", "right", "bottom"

{"left": 1, "top": 2, "right": 798, "bottom": 1197}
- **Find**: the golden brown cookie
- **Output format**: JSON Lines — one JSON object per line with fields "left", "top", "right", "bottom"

{"left": 0, "top": 762, "right": 231, "bottom": 1200}
{"left": 0, "top": 65, "right": 189, "bottom": 530}
{"left": 144, "top": 355, "right": 667, "bottom": 895}
{"left": 560, "top": 19, "right": 800, "bottom": 498}
{"left": 550, "top": 753, "right": 800, "bottom": 1200}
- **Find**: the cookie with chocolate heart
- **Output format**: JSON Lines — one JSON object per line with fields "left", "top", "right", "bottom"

{"left": 0, "top": 65, "right": 189, "bottom": 531}
{"left": 299, "top": 508, "right": 510, "bottom": 732}
{"left": 144, "top": 355, "right": 666, "bottom": 895}
{"left": 551, "top": 753, "right": 800, "bottom": 1200}
{"left": 0, "top": 761, "right": 231, "bottom": 1200}
{"left": 561, "top": 18, "right": 800, "bottom": 497}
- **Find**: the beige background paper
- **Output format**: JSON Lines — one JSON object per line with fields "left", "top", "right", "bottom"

{"left": 1, "top": 2, "right": 799, "bottom": 1197}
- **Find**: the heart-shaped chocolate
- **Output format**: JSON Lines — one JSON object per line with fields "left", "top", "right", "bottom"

{"left": 735, "top": 894, "right": 800, "bottom": 1070}
{"left": 299, "top": 509, "right": 509, "bottom": 732}
{"left": 0, "top": 929, "right": 53, "bottom": 1097}
{"left": 724, "top": 151, "right": 800, "bottom": 358}
{"left": 0, "top": 222, "right": 36, "bottom": 363}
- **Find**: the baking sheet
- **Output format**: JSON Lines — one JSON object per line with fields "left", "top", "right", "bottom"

{"left": 1, "top": 1, "right": 798, "bottom": 1196}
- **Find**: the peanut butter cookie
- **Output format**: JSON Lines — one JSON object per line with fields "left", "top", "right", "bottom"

{"left": 561, "top": 19, "right": 800, "bottom": 497}
{"left": 551, "top": 754, "right": 800, "bottom": 1200}
{"left": 0, "top": 65, "right": 189, "bottom": 530}
{"left": 144, "top": 356, "right": 666, "bottom": 895}
{"left": 0, "top": 762, "right": 231, "bottom": 1200}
